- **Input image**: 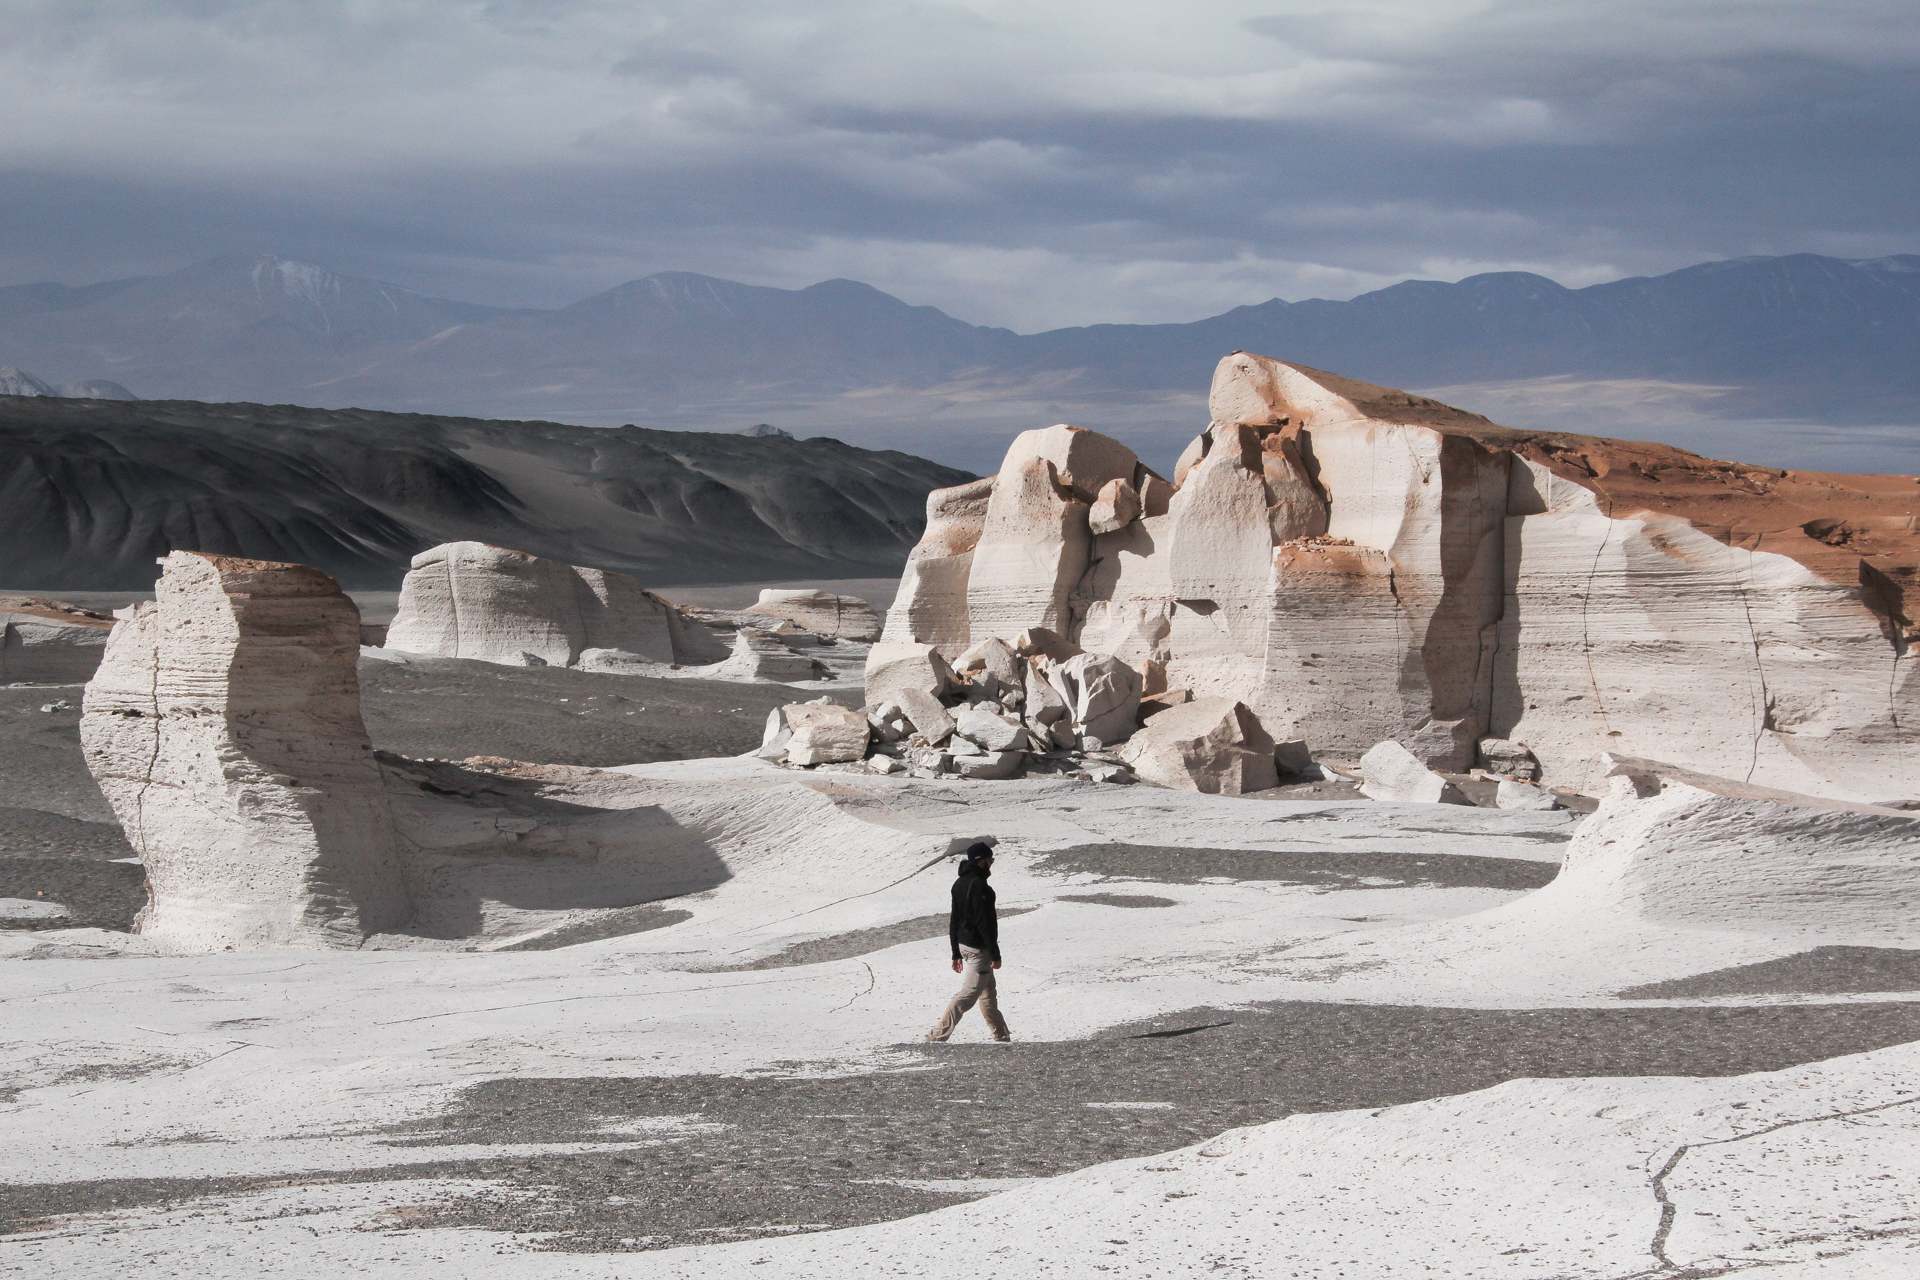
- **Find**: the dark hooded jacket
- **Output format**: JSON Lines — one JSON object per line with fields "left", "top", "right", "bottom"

{"left": 949, "top": 860, "right": 999, "bottom": 962}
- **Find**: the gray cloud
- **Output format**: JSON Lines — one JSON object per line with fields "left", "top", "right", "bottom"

{"left": 0, "top": 1, "right": 1913, "bottom": 328}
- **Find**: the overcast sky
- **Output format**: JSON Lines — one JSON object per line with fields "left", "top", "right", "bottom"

{"left": 2, "top": 0, "right": 1914, "bottom": 330}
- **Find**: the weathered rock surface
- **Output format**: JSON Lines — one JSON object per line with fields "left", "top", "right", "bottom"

{"left": 876, "top": 351, "right": 1920, "bottom": 801}
{"left": 880, "top": 477, "right": 994, "bottom": 657}
{"left": 1358, "top": 741, "right": 1472, "bottom": 805}
{"left": 80, "top": 552, "right": 411, "bottom": 950}
{"left": 746, "top": 589, "right": 884, "bottom": 641}
{"left": 0, "top": 597, "right": 114, "bottom": 683}
{"left": 965, "top": 425, "right": 1140, "bottom": 643}
{"left": 1119, "top": 697, "right": 1278, "bottom": 795}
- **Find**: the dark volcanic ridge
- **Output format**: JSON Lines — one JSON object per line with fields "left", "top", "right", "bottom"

{"left": 0, "top": 396, "right": 974, "bottom": 590}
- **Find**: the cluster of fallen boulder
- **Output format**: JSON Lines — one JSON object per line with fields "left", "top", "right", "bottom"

{"left": 867, "top": 352, "right": 1920, "bottom": 805}
{"left": 758, "top": 626, "right": 1303, "bottom": 792}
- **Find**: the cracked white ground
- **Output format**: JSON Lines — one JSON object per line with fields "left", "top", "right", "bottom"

{"left": 3, "top": 759, "right": 1917, "bottom": 1278}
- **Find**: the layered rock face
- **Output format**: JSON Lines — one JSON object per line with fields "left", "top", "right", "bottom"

{"left": 0, "top": 596, "right": 114, "bottom": 682}
{"left": 80, "top": 552, "right": 410, "bottom": 949}
{"left": 385, "top": 542, "right": 712, "bottom": 668}
{"left": 878, "top": 353, "right": 1920, "bottom": 800}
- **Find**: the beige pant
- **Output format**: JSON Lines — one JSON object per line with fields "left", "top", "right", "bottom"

{"left": 927, "top": 944, "right": 1010, "bottom": 1041}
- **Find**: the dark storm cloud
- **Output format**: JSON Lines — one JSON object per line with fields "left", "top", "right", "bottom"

{"left": 0, "top": 1, "right": 1913, "bottom": 328}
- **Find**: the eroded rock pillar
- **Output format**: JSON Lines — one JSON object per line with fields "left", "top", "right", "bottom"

{"left": 81, "top": 552, "right": 409, "bottom": 950}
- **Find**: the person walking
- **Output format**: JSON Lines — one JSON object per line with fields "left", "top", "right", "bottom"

{"left": 926, "top": 842, "right": 1011, "bottom": 1043}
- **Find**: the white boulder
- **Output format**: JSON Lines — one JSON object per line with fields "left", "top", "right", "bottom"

{"left": 1044, "top": 651, "right": 1143, "bottom": 747}
{"left": 80, "top": 552, "right": 411, "bottom": 950}
{"left": 954, "top": 749, "right": 1024, "bottom": 780}
{"left": 954, "top": 635, "right": 1022, "bottom": 686}
{"left": 712, "top": 627, "right": 826, "bottom": 682}
{"left": 953, "top": 704, "right": 1030, "bottom": 754}
{"left": 1088, "top": 477, "right": 1141, "bottom": 536}
{"left": 761, "top": 701, "right": 870, "bottom": 766}
{"left": 1358, "top": 740, "right": 1472, "bottom": 805}
{"left": 1119, "top": 697, "right": 1277, "bottom": 795}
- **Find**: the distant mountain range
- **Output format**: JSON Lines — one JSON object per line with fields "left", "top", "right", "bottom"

{"left": 2, "top": 252, "right": 1916, "bottom": 474}
{"left": 0, "top": 365, "right": 136, "bottom": 400}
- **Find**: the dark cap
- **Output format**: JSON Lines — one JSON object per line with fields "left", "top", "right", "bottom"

{"left": 964, "top": 842, "right": 995, "bottom": 860}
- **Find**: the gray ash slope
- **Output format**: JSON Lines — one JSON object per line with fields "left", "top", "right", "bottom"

{"left": 0, "top": 396, "right": 972, "bottom": 590}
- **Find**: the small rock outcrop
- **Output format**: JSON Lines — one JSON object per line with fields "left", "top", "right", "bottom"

{"left": 0, "top": 596, "right": 114, "bottom": 683}
{"left": 1120, "top": 697, "right": 1277, "bottom": 795}
{"left": 1358, "top": 741, "right": 1472, "bottom": 805}
{"left": 1532, "top": 755, "right": 1919, "bottom": 936}
{"left": 384, "top": 542, "right": 726, "bottom": 669}
{"left": 713, "top": 628, "right": 829, "bottom": 682}
{"left": 758, "top": 700, "right": 870, "bottom": 765}
{"left": 81, "top": 553, "right": 411, "bottom": 949}
{"left": 746, "top": 588, "right": 884, "bottom": 641}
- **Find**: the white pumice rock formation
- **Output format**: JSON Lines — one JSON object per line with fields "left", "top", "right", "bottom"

{"left": 1358, "top": 740, "right": 1473, "bottom": 805}
{"left": 1520, "top": 755, "right": 1920, "bottom": 938}
{"left": 712, "top": 628, "right": 828, "bottom": 683}
{"left": 876, "top": 351, "right": 1920, "bottom": 801}
{"left": 0, "top": 596, "right": 114, "bottom": 683}
{"left": 1119, "top": 696, "right": 1278, "bottom": 794}
{"left": 385, "top": 541, "right": 718, "bottom": 668}
{"left": 952, "top": 704, "right": 1029, "bottom": 754}
{"left": 745, "top": 588, "right": 883, "bottom": 641}
{"left": 80, "top": 552, "right": 412, "bottom": 950}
